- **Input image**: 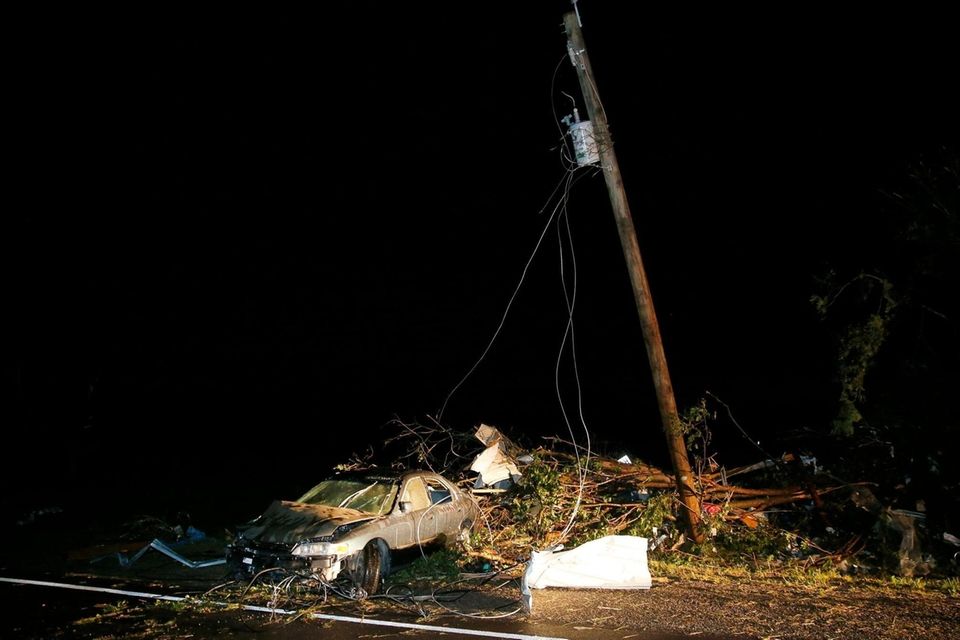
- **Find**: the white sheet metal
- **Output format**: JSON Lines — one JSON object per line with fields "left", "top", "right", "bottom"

{"left": 470, "top": 424, "right": 521, "bottom": 487}
{"left": 523, "top": 535, "right": 652, "bottom": 591}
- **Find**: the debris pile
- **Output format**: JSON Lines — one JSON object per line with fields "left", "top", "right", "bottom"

{"left": 373, "top": 417, "right": 951, "bottom": 577}
{"left": 462, "top": 441, "right": 850, "bottom": 563}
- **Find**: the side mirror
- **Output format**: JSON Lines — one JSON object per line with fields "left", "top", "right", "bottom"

{"left": 399, "top": 501, "right": 413, "bottom": 513}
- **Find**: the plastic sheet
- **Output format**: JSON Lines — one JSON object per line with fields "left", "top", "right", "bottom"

{"left": 521, "top": 535, "right": 651, "bottom": 611}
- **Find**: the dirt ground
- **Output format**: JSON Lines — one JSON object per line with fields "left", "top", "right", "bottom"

{"left": 531, "top": 577, "right": 959, "bottom": 640}
{"left": 3, "top": 573, "right": 956, "bottom": 640}
{"left": 1, "top": 527, "right": 957, "bottom": 639}
{"left": 3, "top": 564, "right": 957, "bottom": 639}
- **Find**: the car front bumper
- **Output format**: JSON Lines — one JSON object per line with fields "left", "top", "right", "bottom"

{"left": 226, "top": 543, "right": 343, "bottom": 581}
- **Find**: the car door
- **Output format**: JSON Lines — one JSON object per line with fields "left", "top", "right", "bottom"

{"left": 396, "top": 475, "right": 437, "bottom": 547}
{"left": 423, "top": 475, "right": 460, "bottom": 536}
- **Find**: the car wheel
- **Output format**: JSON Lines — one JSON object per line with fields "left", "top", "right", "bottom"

{"left": 353, "top": 540, "right": 389, "bottom": 595}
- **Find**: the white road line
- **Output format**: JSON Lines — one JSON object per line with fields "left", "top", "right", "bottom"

{"left": 309, "top": 611, "right": 567, "bottom": 639}
{"left": 0, "top": 576, "right": 568, "bottom": 640}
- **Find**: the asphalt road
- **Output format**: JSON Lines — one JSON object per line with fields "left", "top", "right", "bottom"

{"left": 0, "top": 577, "right": 731, "bottom": 640}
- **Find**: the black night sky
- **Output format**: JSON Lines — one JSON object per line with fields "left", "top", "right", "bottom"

{"left": 8, "top": 4, "right": 959, "bottom": 525}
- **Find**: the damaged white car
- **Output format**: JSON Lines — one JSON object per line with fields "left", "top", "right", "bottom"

{"left": 226, "top": 470, "right": 478, "bottom": 593}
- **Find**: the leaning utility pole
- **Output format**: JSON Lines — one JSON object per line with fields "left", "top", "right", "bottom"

{"left": 563, "top": 11, "right": 703, "bottom": 543}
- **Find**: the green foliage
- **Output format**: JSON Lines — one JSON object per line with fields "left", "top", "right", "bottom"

{"left": 73, "top": 600, "right": 136, "bottom": 626}
{"left": 681, "top": 399, "right": 716, "bottom": 474}
{"left": 564, "top": 506, "right": 607, "bottom": 547}
{"left": 102, "top": 600, "right": 130, "bottom": 615}
{"left": 813, "top": 151, "right": 959, "bottom": 440}
{"left": 712, "top": 522, "right": 785, "bottom": 559}
{"left": 387, "top": 548, "right": 462, "bottom": 583}
{"left": 625, "top": 492, "right": 676, "bottom": 539}
{"left": 509, "top": 456, "right": 563, "bottom": 541}
{"left": 150, "top": 596, "right": 220, "bottom": 615}
{"left": 813, "top": 273, "right": 898, "bottom": 436}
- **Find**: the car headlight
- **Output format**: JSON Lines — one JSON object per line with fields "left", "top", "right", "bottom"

{"left": 291, "top": 541, "right": 353, "bottom": 557}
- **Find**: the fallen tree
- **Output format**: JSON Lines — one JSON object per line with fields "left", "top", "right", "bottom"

{"left": 351, "top": 418, "right": 872, "bottom": 568}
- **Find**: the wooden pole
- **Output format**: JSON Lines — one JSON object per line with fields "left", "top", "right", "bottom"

{"left": 563, "top": 11, "right": 703, "bottom": 543}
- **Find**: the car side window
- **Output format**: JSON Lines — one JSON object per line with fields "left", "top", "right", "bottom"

{"left": 424, "top": 478, "right": 452, "bottom": 505}
{"left": 400, "top": 477, "right": 430, "bottom": 511}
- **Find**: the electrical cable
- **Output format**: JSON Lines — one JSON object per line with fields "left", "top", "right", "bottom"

{"left": 435, "top": 35, "right": 608, "bottom": 608}
{"left": 550, "top": 57, "right": 583, "bottom": 172}
{"left": 414, "top": 491, "right": 453, "bottom": 560}
{"left": 239, "top": 566, "right": 287, "bottom": 602}
{"left": 706, "top": 390, "right": 789, "bottom": 475}
{"left": 561, "top": 23, "right": 611, "bottom": 159}
{"left": 3, "top": 577, "right": 567, "bottom": 640}
{"left": 202, "top": 579, "right": 237, "bottom": 598}
{"left": 426, "top": 571, "right": 525, "bottom": 619}
{"left": 540, "top": 51, "right": 605, "bottom": 545}
{"left": 552, "top": 175, "right": 593, "bottom": 543}
{"left": 438, "top": 53, "right": 593, "bottom": 419}
{"left": 438, "top": 164, "right": 578, "bottom": 420}
{"left": 222, "top": 560, "right": 532, "bottom": 620}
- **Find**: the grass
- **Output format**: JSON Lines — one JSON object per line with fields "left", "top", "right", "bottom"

{"left": 73, "top": 600, "right": 134, "bottom": 626}
{"left": 649, "top": 555, "right": 960, "bottom": 597}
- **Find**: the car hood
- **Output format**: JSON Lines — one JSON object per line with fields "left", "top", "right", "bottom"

{"left": 238, "top": 500, "right": 376, "bottom": 545}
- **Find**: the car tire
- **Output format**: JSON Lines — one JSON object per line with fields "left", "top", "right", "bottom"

{"left": 353, "top": 540, "right": 389, "bottom": 595}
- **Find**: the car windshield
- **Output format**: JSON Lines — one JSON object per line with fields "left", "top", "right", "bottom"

{"left": 296, "top": 478, "right": 398, "bottom": 516}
